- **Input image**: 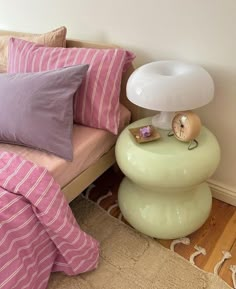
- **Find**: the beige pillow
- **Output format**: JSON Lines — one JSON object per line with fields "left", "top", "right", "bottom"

{"left": 0, "top": 26, "right": 67, "bottom": 72}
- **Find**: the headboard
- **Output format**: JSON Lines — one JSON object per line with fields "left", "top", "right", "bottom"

{"left": 0, "top": 29, "right": 140, "bottom": 121}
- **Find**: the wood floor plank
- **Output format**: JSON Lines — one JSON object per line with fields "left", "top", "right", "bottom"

{"left": 217, "top": 211, "right": 236, "bottom": 288}
{"left": 202, "top": 209, "right": 236, "bottom": 273}
{"left": 218, "top": 239, "right": 236, "bottom": 288}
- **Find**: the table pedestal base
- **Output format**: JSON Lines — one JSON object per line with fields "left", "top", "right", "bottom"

{"left": 118, "top": 177, "right": 212, "bottom": 239}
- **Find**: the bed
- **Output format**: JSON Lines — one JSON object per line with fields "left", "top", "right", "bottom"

{"left": 0, "top": 27, "right": 139, "bottom": 203}
{"left": 0, "top": 27, "right": 140, "bottom": 289}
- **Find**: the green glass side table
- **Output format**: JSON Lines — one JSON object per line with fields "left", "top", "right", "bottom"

{"left": 115, "top": 117, "right": 220, "bottom": 239}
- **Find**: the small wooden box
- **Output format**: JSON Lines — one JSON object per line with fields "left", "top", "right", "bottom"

{"left": 129, "top": 125, "right": 161, "bottom": 144}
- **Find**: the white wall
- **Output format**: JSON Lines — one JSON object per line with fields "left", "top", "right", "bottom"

{"left": 0, "top": 0, "right": 236, "bottom": 201}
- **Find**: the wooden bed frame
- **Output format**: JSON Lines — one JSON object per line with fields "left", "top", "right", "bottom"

{"left": 63, "top": 39, "right": 142, "bottom": 202}
{"left": 0, "top": 30, "right": 141, "bottom": 203}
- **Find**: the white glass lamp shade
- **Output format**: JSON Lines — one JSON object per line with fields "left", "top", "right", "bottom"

{"left": 126, "top": 60, "right": 214, "bottom": 129}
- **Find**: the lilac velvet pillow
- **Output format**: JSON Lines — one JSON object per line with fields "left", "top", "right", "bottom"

{"left": 0, "top": 65, "right": 89, "bottom": 160}
{"left": 7, "top": 37, "right": 135, "bottom": 134}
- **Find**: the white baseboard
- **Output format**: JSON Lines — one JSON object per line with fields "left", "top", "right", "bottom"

{"left": 208, "top": 179, "right": 236, "bottom": 206}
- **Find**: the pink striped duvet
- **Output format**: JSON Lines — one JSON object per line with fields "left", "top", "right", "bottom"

{"left": 0, "top": 151, "right": 99, "bottom": 289}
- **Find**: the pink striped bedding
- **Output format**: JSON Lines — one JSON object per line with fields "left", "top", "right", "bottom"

{"left": 8, "top": 37, "right": 135, "bottom": 134}
{"left": 0, "top": 151, "right": 99, "bottom": 289}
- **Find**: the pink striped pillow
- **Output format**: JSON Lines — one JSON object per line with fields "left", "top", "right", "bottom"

{"left": 8, "top": 38, "right": 135, "bottom": 134}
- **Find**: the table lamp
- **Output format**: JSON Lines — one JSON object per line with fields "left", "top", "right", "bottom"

{"left": 126, "top": 60, "right": 214, "bottom": 130}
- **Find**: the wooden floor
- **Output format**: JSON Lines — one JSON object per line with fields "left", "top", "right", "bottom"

{"left": 159, "top": 199, "right": 236, "bottom": 287}
{"left": 82, "top": 168, "right": 236, "bottom": 288}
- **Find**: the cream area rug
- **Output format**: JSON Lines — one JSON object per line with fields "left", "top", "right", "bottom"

{"left": 47, "top": 196, "right": 231, "bottom": 289}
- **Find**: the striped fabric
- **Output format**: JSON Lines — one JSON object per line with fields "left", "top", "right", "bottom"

{"left": 8, "top": 38, "right": 135, "bottom": 135}
{"left": 0, "top": 151, "right": 99, "bottom": 289}
{"left": 0, "top": 26, "right": 67, "bottom": 73}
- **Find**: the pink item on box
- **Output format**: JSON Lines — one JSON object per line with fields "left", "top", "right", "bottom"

{"left": 8, "top": 38, "right": 135, "bottom": 135}
{"left": 139, "top": 126, "right": 152, "bottom": 138}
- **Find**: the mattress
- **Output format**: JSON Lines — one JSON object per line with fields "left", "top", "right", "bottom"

{"left": 0, "top": 104, "right": 131, "bottom": 187}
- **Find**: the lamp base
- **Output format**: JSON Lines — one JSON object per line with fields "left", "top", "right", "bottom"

{"left": 152, "top": 111, "right": 175, "bottom": 130}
